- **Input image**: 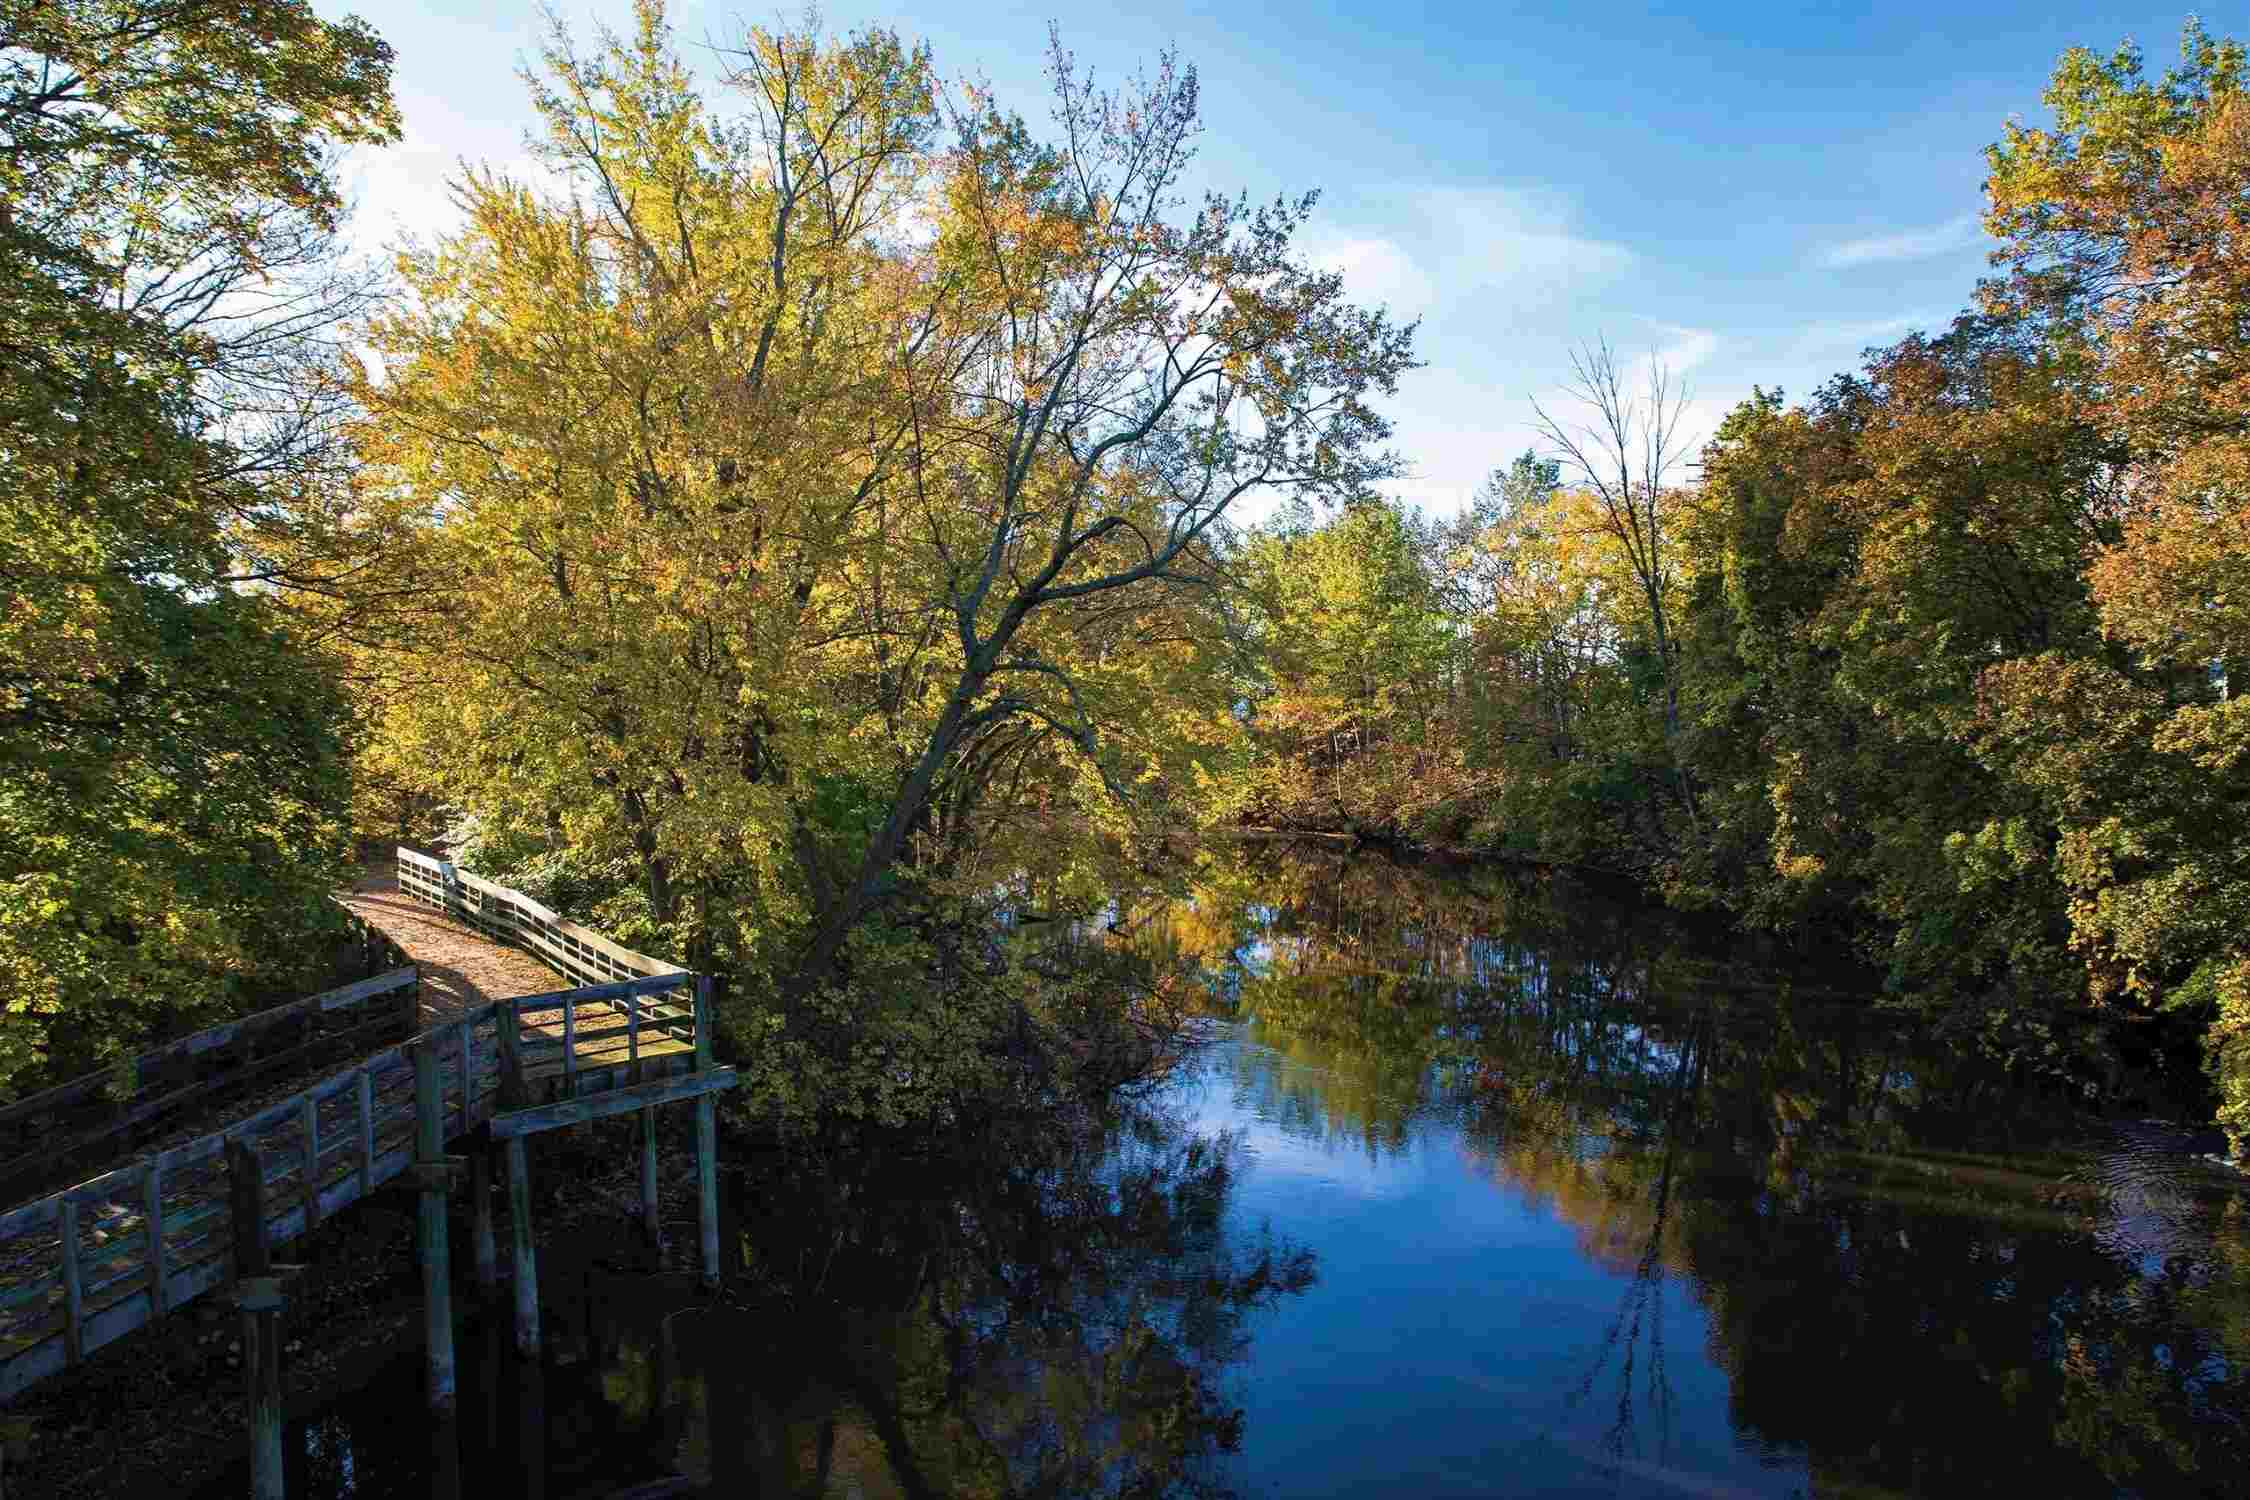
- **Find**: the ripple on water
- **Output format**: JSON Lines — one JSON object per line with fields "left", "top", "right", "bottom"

{"left": 2087, "top": 1119, "right": 2247, "bottom": 1271}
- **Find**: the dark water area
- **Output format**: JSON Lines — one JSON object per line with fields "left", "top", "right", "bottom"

{"left": 196, "top": 849, "right": 2250, "bottom": 1498}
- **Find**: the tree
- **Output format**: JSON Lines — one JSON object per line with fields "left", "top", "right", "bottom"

{"left": 1531, "top": 340, "right": 1702, "bottom": 836}
{"left": 354, "top": 4, "right": 1414, "bottom": 1032}
{"left": 1983, "top": 19, "right": 2250, "bottom": 1151}
{"left": 1238, "top": 498, "right": 1462, "bottom": 835}
{"left": 0, "top": 0, "right": 399, "bottom": 1091}
{"left": 781, "top": 30, "right": 1415, "bottom": 992}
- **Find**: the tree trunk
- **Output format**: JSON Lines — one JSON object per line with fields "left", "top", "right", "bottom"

{"left": 784, "top": 668, "right": 989, "bottom": 999}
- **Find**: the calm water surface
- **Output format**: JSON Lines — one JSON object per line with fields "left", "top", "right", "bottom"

{"left": 200, "top": 850, "right": 2250, "bottom": 1498}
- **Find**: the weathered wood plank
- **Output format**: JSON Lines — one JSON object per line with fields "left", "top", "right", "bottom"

{"left": 0, "top": 1195, "right": 61, "bottom": 1240}
{"left": 0, "top": 970, "right": 417, "bottom": 1137}
{"left": 516, "top": 1020, "right": 691, "bottom": 1056}
{"left": 507, "top": 973, "right": 689, "bottom": 1014}
{"left": 694, "top": 975, "right": 714, "bottom": 1070}
{"left": 314, "top": 968, "right": 419, "bottom": 1012}
{"left": 156, "top": 1132, "right": 227, "bottom": 1173}
{"left": 456, "top": 1020, "right": 474, "bottom": 1138}
{"left": 496, "top": 1004, "right": 524, "bottom": 1110}
{"left": 228, "top": 1138, "right": 283, "bottom": 1499}
{"left": 486, "top": 1068, "right": 738, "bottom": 1140}
{"left": 627, "top": 988, "right": 642, "bottom": 1085}
{"left": 0, "top": 1136, "right": 422, "bottom": 1400}
{"left": 61, "top": 1158, "right": 150, "bottom": 1205}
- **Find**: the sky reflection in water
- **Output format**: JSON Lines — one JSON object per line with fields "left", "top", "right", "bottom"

{"left": 199, "top": 849, "right": 2250, "bottom": 1498}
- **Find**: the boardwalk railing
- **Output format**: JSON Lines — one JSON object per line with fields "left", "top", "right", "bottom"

{"left": 0, "top": 949, "right": 420, "bottom": 1208}
{"left": 396, "top": 847, "right": 685, "bottom": 991}
{"left": 0, "top": 972, "right": 702, "bottom": 1402}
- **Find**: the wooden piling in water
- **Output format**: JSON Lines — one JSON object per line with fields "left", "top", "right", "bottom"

{"left": 506, "top": 1136, "right": 540, "bottom": 1356}
{"left": 227, "top": 1139, "right": 284, "bottom": 1500}
{"left": 693, "top": 974, "right": 719, "bottom": 1292}
{"left": 412, "top": 1040, "right": 456, "bottom": 1409}
{"left": 472, "top": 1146, "right": 497, "bottom": 1293}
{"left": 639, "top": 1106, "right": 659, "bottom": 1251}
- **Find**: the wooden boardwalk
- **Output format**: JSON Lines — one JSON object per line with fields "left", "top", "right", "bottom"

{"left": 0, "top": 852, "right": 704, "bottom": 1402}
{"left": 338, "top": 853, "right": 559, "bottom": 1022}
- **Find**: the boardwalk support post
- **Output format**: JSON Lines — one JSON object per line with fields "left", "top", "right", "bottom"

{"left": 693, "top": 973, "right": 720, "bottom": 1292}
{"left": 497, "top": 1003, "right": 525, "bottom": 1109}
{"left": 472, "top": 1146, "right": 497, "bottom": 1294}
{"left": 639, "top": 1105, "right": 659, "bottom": 1253}
{"left": 227, "top": 1139, "right": 285, "bottom": 1500}
{"left": 412, "top": 1040, "right": 456, "bottom": 1410}
{"left": 506, "top": 1134, "right": 540, "bottom": 1356}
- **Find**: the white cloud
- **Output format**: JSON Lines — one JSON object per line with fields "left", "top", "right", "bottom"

{"left": 1814, "top": 213, "right": 1981, "bottom": 269}
{"left": 339, "top": 131, "right": 556, "bottom": 261}
{"left": 1312, "top": 235, "right": 1439, "bottom": 321}
{"left": 1647, "top": 321, "right": 1719, "bottom": 377}
{"left": 1797, "top": 310, "right": 1935, "bottom": 347}
{"left": 1415, "top": 185, "right": 1633, "bottom": 291}
{"left": 1307, "top": 184, "right": 1633, "bottom": 331}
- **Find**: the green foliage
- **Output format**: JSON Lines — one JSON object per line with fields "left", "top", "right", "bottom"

{"left": 0, "top": 0, "right": 395, "bottom": 1093}
{"left": 1218, "top": 22, "right": 2250, "bottom": 1149}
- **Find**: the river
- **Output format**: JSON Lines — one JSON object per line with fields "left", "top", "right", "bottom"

{"left": 196, "top": 847, "right": 2250, "bottom": 1497}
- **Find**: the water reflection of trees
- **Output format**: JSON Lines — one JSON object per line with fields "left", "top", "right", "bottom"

{"left": 1141, "top": 846, "right": 2250, "bottom": 1496}
{"left": 671, "top": 1098, "right": 1314, "bottom": 1499}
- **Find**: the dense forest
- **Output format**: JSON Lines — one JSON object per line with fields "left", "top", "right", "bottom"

{"left": 4, "top": 2, "right": 2246, "bottom": 1155}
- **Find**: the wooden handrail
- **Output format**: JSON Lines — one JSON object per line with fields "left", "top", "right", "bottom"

{"left": 0, "top": 968, "right": 419, "bottom": 1130}
{"left": 0, "top": 862, "right": 710, "bottom": 1405}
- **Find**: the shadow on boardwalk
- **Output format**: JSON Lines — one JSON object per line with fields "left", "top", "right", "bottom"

{"left": 336, "top": 854, "right": 558, "bottom": 1023}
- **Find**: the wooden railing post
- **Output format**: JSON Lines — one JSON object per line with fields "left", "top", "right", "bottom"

{"left": 299, "top": 1094, "right": 321, "bottom": 1231}
{"left": 497, "top": 1003, "right": 525, "bottom": 1110}
{"left": 506, "top": 1133, "right": 540, "bottom": 1357}
{"left": 455, "top": 1019, "right": 473, "bottom": 1135}
{"left": 639, "top": 1104, "right": 659, "bottom": 1253}
{"left": 693, "top": 973, "right": 719, "bottom": 1292}
{"left": 227, "top": 1139, "right": 284, "bottom": 1500}
{"left": 627, "top": 989, "right": 642, "bottom": 1085}
{"left": 144, "top": 1159, "right": 166, "bottom": 1317}
{"left": 357, "top": 1066, "right": 375, "bottom": 1200}
{"left": 412, "top": 1040, "right": 456, "bottom": 1410}
{"left": 58, "top": 1197, "right": 83, "bottom": 1366}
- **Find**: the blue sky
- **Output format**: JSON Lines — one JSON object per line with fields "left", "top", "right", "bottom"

{"left": 334, "top": 1, "right": 2223, "bottom": 516}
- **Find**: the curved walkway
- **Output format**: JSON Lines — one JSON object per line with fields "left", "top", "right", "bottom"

{"left": 338, "top": 853, "right": 561, "bottom": 1021}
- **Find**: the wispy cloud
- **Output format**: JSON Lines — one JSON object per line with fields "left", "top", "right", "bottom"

{"left": 1790, "top": 309, "right": 1946, "bottom": 358}
{"left": 1307, "top": 184, "right": 1633, "bottom": 328}
{"left": 1648, "top": 321, "right": 1719, "bottom": 377}
{"left": 339, "top": 131, "right": 555, "bottom": 262}
{"left": 1814, "top": 214, "right": 1981, "bottom": 269}
{"left": 1312, "top": 235, "right": 1440, "bottom": 321}
{"left": 1417, "top": 185, "right": 1634, "bottom": 289}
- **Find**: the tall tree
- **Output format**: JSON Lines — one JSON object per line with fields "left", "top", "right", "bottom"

{"left": 356, "top": 5, "right": 1412, "bottom": 1019}
{"left": 1532, "top": 340, "right": 1701, "bottom": 835}
{"left": 0, "top": 0, "right": 399, "bottom": 1091}
{"left": 1983, "top": 20, "right": 2250, "bottom": 1150}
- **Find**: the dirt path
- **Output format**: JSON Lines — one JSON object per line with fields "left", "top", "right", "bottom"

{"left": 337, "top": 853, "right": 562, "bottom": 1021}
